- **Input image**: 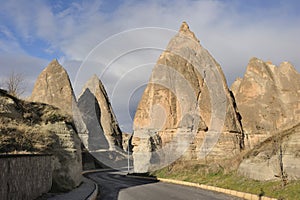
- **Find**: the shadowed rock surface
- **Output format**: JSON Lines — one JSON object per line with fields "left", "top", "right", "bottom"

{"left": 78, "top": 88, "right": 109, "bottom": 151}
{"left": 76, "top": 76, "right": 130, "bottom": 169}
{"left": 0, "top": 89, "right": 82, "bottom": 192}
{"left": 79, "top": 75, "right": 123, "bottom": 150}
{"left": 132, "top": 22, "right": 243, "bottom": 173}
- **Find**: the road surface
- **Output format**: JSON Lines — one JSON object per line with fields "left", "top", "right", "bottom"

{"left": 85, "top": 170, "right": 242, "bottom": 200}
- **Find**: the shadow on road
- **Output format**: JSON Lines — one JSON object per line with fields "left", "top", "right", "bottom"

{"left": 84, "top": 170, "right": 159, "bottom": 200}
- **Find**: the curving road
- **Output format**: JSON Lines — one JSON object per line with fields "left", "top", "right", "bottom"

{"left": 85, "top": 170, "right": 242, "bottom": 200}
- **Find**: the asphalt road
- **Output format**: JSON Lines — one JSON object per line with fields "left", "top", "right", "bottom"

{"left": 85, "top": 170, "right": 242, "bottom": 200}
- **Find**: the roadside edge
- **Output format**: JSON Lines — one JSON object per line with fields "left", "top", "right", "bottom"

{"left": 126, "top": 175, "right": 277, "bottom": 200}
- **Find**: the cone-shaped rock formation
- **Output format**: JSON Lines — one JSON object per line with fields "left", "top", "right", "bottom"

{"left": 30, "top": 59, "right": 76, "bottom": 116}
{"left": 79, "top": 75, "right": 123, "bottom": 150}
{"left": 132, "top": 22, "right": 243, "bottom": 173}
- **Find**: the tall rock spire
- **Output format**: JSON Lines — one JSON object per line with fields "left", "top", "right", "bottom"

{"left": 132, "top": 22, "right": 243, "bottom": 173}
{"left": 30, "top": 59, "right": 75, "bottom": 116}
{"left": 179, "top": 21, "right": 199, "bottom": 42}
{"left": 79, "top": 75, "right": 123, "bottom": 150}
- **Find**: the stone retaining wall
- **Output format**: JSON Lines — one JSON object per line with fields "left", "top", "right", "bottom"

{"left": 0, "top": 154, "right": 52, "bottom": 200}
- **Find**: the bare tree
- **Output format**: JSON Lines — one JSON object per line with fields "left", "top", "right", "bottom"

{"left": 273, "top": 138, "right": 288, "bottom": 187}
{"left": 0, "top": 79, "right": 3, "bottom": 90}
{"left": 273, "top": 121, "right": 288, "bottom": 187}
{"left": 3, "top": 70, "right": 26, "bottom": 97}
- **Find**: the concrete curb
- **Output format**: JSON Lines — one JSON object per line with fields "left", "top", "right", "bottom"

{"left": 47, "top": 177, "right": 98, "bottom": 200}
{"left": 158, "top": 178, "right": 278, "bottom": 200}
{"left": 127, "top": 175, "right": 277, "bottom": 200}
{"left": 82, "top": 170, "right": 100, "bottom": 200}
{"left": 83, "top": 178, "right": 98, "bottom": 200}
{"left": 48, "top": 170, "right": 100, "bottom": 200}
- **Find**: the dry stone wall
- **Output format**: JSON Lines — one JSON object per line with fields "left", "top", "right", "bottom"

{"left": 0, "top": 154, "right": 52, "bottom": 200}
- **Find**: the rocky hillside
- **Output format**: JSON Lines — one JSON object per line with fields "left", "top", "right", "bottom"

{"left": 231, "top": 58, "right": 300, "bottom": 149}
{"left": 132, "top": 22, "right": 243, "bottom": 173}
{"left": 29, "top": 59, "right": 127, "bottom": 169}
{"left": 2, "top": 22, "right": 299, "bottom": 183}
{"left": 30, "top": 60, "right": 123, "bottom": 152}
{"left": 238, "top": 123, "right": 300, "bottom": 181}
{"left": 0, "top": 89, "right": 82, "bottom": 192}
{"left": 231, "top": 58, "right": 300, "bottom": 181}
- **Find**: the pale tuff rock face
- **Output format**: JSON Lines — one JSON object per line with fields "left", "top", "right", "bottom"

{"left": 79, "top": 75, "right": 123, "bottom": 150}
{"left": 30, "top": 59, "right": 88, "bottom": 137}
{"left": 234, "top": 58, "right": 300, "bottom": 181}
{"left": 132, "top": 22, "right": 243, "bottom": 173}
{"left": 231, "top": 58, "right": 300, "bottom": 148}
{"left": 230, "top": 78, "right": 242, "bottom": 97}
{"left": 179, "top": 21, "right": 199, "bottom": 43}
{"left": 30, "top": 59, "right": 76, "bottom": 116}
{"left": 238, "top": 124, "right": 300, "bottom": 181}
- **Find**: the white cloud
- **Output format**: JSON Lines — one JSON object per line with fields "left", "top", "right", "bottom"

{"left": 0, "top": 0, "right": 299, "bottom": 131}
{"left": 0, "top": 53, "right": 48, "bottom": 98}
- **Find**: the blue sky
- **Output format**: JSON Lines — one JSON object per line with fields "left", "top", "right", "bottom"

{"left": 0, "top": 0, "right": 299, "bottom": 132}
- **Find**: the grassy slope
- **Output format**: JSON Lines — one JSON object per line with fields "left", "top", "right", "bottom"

{"left": 152, "top": 165, "right": 300, "bottom": 200}
{"left": 0, "top": 89, "right": 72, "bottom": 153}
{"left": 152, "top": 124, "right": 300, "bottom": 199}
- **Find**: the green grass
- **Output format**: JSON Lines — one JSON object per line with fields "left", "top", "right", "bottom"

{"left": 152, "top": 164, "right": 300, "bottom": 200}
